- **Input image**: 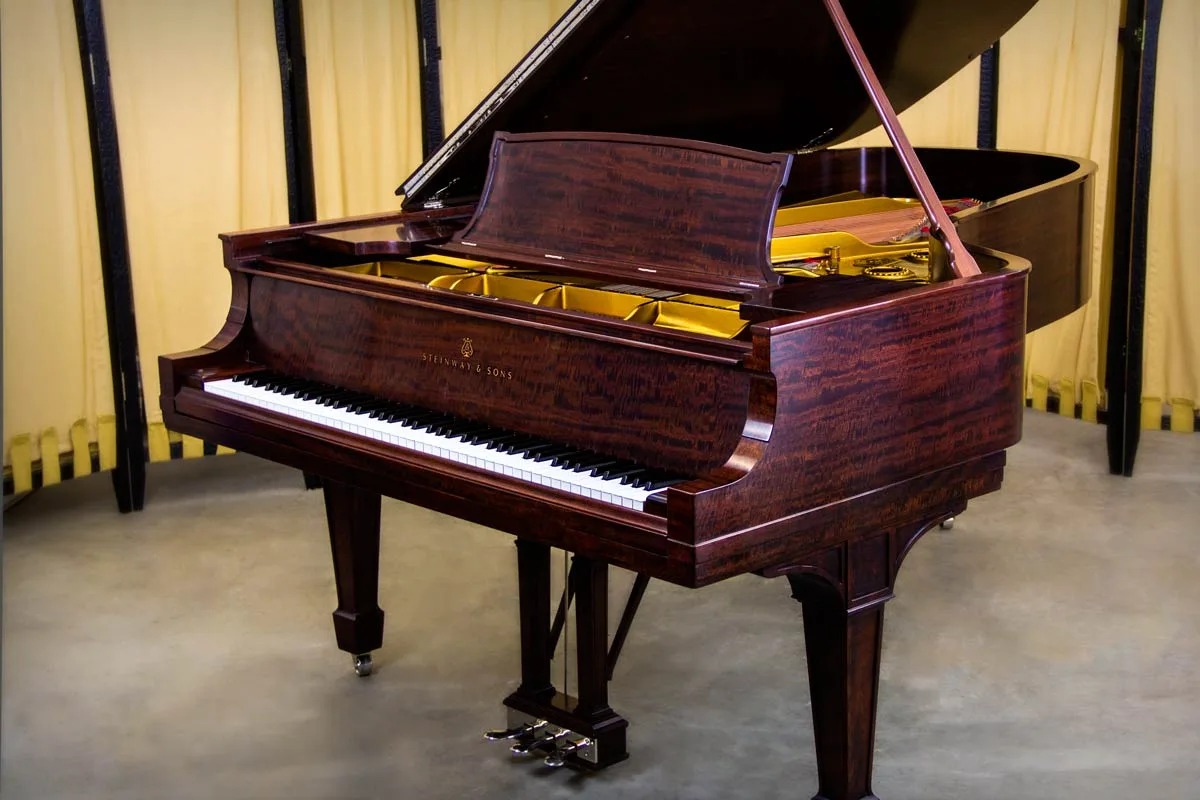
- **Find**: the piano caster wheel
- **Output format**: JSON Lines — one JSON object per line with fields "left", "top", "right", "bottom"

{"left": 354, "top": 654, "right": 373, "bottom": 677}
{"left": 940, "top": 517, "right": 955, "bottom": 530}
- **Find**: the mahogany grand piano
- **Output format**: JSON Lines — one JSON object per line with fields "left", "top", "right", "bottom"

{"left": 160, "top": 1, "right": 1094, "bottom": 797}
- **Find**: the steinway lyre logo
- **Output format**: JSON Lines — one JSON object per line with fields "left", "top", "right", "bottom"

{"left": 420, "top": 337, "right": 511, "bottom": 380}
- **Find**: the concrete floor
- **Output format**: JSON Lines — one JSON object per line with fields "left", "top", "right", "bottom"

{"left": 3, "top": 411, "right": 1198, "bottom": 800}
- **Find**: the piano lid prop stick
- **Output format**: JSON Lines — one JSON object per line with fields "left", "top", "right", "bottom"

{"left": 821, "top": 0, "right": 982, "bottom": 279}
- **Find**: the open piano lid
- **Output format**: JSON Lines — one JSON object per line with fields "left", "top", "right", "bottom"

{"left": 400, "top": 0, "right": 1038, "bottom": 211}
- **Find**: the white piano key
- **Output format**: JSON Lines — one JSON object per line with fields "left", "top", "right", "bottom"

{"left": 204, "top": 378, "right": 659, "bottom": 511}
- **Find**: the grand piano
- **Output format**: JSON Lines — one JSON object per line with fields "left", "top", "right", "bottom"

{"left": 159, "top": 1, "right": 1094, "bottom": 797}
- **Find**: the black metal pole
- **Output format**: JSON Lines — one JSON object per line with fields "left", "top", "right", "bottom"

{"left": 73, "top": 0, "right": 147, "bottom": 513}
{"left": 415, "top": 0, "right": 445, "bottom": 159}
{"left": 976, "top": 42, "right": 999, "bottom": 150}
{"left": 274, "top": 0, "right": 324, "bottom": 491}
{"left": 275, "top": 0, "right": 317, "bottom": 224}
{"left": 1105, "top": 0, "right": 1162, "bottom": 476}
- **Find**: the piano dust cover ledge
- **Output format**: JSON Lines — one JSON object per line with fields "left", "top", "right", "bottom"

{"left": 159, "top": 0, "right": 1093, "bottom": 797}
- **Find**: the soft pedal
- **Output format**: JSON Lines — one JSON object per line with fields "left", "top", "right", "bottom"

{"left": 483, "top": 720, "right": 547, "bottom": 742}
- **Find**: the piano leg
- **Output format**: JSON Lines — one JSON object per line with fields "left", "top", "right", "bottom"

{"left": 789, "top": 580, "right": 885, "bottom": 800}
{"left": 322, "top": 480, "right": 384, "bottom": 676}
{"left": 502, "top": 547, "right": 628, "bottom": 769}
{"left": 515, "top": 539, "right": 555, "bottom": 700}
{"left": 780, "top": 524, "right": 935, "bottom": 800}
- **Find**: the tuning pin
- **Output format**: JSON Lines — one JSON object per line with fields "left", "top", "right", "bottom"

{"left": 483, "top": 720, "right": 547, "bottom": 742}
{"left": 543, "top": 737, "right": 594, "bottom": 768}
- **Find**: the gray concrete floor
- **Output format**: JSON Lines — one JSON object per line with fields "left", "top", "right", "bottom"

{"left": 3, "top": 410, "right": 1199, "bottom": 800}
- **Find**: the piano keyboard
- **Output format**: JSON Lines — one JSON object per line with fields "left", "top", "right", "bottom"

{"left": 204, "top": 372, "right": 686, "bottom": 511}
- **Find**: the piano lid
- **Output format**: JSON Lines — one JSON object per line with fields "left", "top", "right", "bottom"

{"left": 400, "top": 0, "right": 1037, "bottom": 210}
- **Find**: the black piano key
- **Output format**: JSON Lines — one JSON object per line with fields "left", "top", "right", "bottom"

{"left": 449, "top": 423, "right": 492, "bottom": 441}
{"left": 298, "top": 384, "right": 329, "bottom": 400}
{"left": 496, "top": 435, "right": 541, "bottom": 454}
{"left": 216, "top": 371, "right": 695, "bottom": 501}
{"left": 507, "top": 437, "right": 553, "bottom": 456}
{"left": 573, "top": 457, "right": 618, "bottom": 474}
{"left": 370, "top": 404, "right": 408, "bottom": 420}
{"left": 460, "top": 427, "right": 506, "bottom": 445}
{"left": 484, "top": 433, "right": 525, "bottom": 450}
{"left": 552, "top": 450, "right": 597, "bottom": 469}
{"left": 385, "top": 405, "right": 427, "bottom": 423}
{"left": 409, "top": 413, "right": 455, "bottom": 431}
{"left": 424, "top": 416, "right": 461, "bottom": 435}
{"left": 316, "top": 390, "right": 351, "bottom": 406}
{"left": 272, "top": 378, "right": 307, "bottom": 393}
{"left": 532, "top": 445, "right": 576, "bottom": 463}
{"left": 519, "top": 443, "right": 561, "bottom": 459}
{"left": 427, "top": 418, "right": 464, "bottom": 436}
{"left": 354, "top": 400, "right": 390, "bottom": 415}
{"left": 617, "top": 470, "right": 648, "bottom": 485}
{"left": 465, "top": 429, "right": 504, "bottom": 443}
{"left": 593, "top": 462, "right": 642, "bottom": 480}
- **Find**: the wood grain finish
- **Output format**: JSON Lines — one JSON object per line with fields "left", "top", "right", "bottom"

{"left": 157, "top": 132, "right": 1091, "bottom": 799}
{"left": 670, "top": 268, "right": 1027, "bottom": 556}
{"left": 778, "top": 519, "right": 938, "bottom": 800}
{"left": 446, "top": 132, "right": 789, "bottom": 294}
{"left": 245, "top": 273, "right": 749, "bottom": 478}
{"left": 323, "top": 480, "right": 384, "bottom": 656}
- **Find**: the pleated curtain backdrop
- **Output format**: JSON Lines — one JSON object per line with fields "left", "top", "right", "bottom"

{"left": 2, "top": 0, "right": 117, "bottom": 492}
{"left": 438, "top": 0, "right": 575, "bottom": 131}
{"left": 838, "top": 59, "right": 983, "bottom": 149}
{"left": 4, "top": 0, "right": 1195, "bottom": 501}
{"left": 997, "top": 0, "right": 1122, "bottom": 422}
{"left": 101, "top": 0, "right": 289, "bottom": 460}
{"left": 303, "top": 0, "right": 424, "bottom": 217}
{"left": 1143, "top": 0, "right": 1200, "bottom": 432}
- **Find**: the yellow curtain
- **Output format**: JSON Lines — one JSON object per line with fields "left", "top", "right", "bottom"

{"left": 2, "top": 0, "right": 115, "bottom": 490}
{"left": 304, "top": 0, "right": 423, "bottom": 217}
{"left": 438, "top": 0, "right": 574, "bottom": 132}
{"left": 1142, "top": 1, "right": 1200, "bottom": 432}
{"left": 839, "top": 59, "right": 982, "bottom": 149}
{"left": 850, "top": 0, "right": 1122, "bottom": 422}
{"left": 997, "top": 0, "right": 1122, "bottom": 419}
{"left": 102, "top": 0, "right": 288, "bottom": 458}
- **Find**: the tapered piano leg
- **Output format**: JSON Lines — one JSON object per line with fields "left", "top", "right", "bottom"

{"left": 778, "top": 524, "right": 935, "bottom": 800}
{"left": 322, "top": 480, "right": 384, "bottom": 676}
{"left": 790, "top": 582, "right": 885, "bottom": 800}
{"left": 514, "top": 539, "right": 554, "bottom": 701}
